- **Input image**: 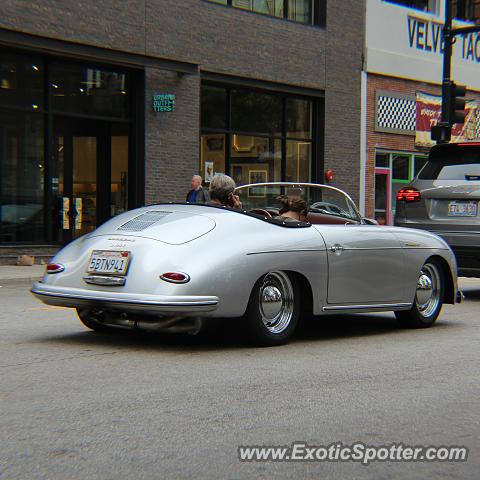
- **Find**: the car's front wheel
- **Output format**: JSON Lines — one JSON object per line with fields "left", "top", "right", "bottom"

{"left": 243, "top": 271, "right": 300, "bottom": 346}
{"left": 395, "top": 258, "right": 444, "bottom": 328}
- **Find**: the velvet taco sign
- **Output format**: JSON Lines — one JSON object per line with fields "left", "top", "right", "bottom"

{"left": 415, "top": 92, "right": 479, "bottom": 147}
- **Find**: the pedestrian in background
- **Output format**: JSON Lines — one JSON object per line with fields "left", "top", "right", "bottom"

{"left": 186, "top": 175, "right": 210, "bottom": 203}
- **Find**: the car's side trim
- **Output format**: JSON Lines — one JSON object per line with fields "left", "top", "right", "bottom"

{"left": 323, "top": 302, "right": 411, "bottom": 312}
{"left": 246, "top": 249, "right": 325, "bottom": 255}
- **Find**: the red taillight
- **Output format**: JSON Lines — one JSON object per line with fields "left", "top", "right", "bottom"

{"left": 46, "top": 263, "right": 65, "bottom": 274}
{"left": 160, "top": 272, "right": 190, "bottom": 284}
{"left": 396, "top": 187, "right": 421, "bottom": 203}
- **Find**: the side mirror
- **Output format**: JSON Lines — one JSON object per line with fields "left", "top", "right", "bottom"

{"left": 362, "top": 217, "right": 379, "bottom": 225}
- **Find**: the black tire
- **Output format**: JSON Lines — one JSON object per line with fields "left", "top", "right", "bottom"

{"left": 76, "top": 308, "right": 111, "bottom": 332}
{"left": 394, "top": 258, "right": 444, "bottom": 328}
{"left": 243, "top": 271, "right": 301, "bottom": 346}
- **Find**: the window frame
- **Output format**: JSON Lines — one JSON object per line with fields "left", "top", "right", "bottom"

{"left": 204, "top": 0, "right": 326, "bottom": 27}
{"left": 200, "top": 81, "right": 317, "bottom": 184}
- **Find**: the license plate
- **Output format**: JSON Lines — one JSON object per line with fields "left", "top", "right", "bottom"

{"left": 447, "top": 201, "right": 477, "bottom": 217}
{"left": 87, "top": 250, "right": 130, "bottom": 275}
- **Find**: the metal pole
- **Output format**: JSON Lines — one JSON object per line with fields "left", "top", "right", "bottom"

{"left": 441, "top": 0, "right": 453, "bottom": 125}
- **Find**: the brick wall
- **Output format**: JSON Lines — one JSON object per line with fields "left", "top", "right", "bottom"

{"left": 365, "top": 73, "right": 480, "bottom": 218}
{"left": 0, "top": 0, "right": 365, "bottom": 254}
{"left": 145, "top": 69, "right": 200, "bottom": 204}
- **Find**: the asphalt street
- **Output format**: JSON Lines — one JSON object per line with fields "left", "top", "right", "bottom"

{"left": 1, "top": 277, "right": 479, "bottom": 479}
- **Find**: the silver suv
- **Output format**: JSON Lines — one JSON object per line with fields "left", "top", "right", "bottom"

{"left": 395, "top": 142, "right": 480, "bottom": 278}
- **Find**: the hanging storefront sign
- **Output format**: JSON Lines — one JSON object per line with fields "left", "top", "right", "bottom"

{"left": 152, "top": 93, "right": 175, "bottom": 112}
{"left": 415, "top": 92, "right": 480, "bottom": 147}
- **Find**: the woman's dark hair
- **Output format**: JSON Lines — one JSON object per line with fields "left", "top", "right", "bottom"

{"left": 277, "top": 195, "right": 308, "bottom": 217}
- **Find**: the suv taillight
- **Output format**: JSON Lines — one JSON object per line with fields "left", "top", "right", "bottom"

{"left": 396, "top": 187, "right": 421, "bottom": 203}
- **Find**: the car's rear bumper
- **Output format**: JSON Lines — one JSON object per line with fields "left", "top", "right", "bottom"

{"left": 31, "top": 282, "right": 219, "bottom": 314}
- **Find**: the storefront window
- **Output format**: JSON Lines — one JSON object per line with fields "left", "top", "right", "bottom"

{"left": 230, "top": 135, "right": 282, "bottom": 185}
{"left": 201, "top": 85, "right": 227, "bottom": 129}
{"left": 200, "top": 134, "right": 227, "bottom": 183}
{"left": 200, "top": 83, "right": 316, "bottom": 185}
{"left": 50, "top": 64, "right": 129, "bottom": 118}
{"left": 286, "top": 140, "right": 311, "bottom": 182}
{"left": 286, "top": 98, "right": 311, "bottom": 139}
{"left": 392, "top": 154, "right": 410, "bottom": 181}
{"left": 231, "top": 89, "right": 282, "bottom": 135}
{"left": 1, "top": 50, "right": 137, "bottom": 246}
{"left": 0, "top": 53, "right": 44, "bottom": 110}
{"left": 374, "top": 150, "right": 427, "bottom": 225}
{"left": 0, "top": 111, "right": 44, "bottom": 242}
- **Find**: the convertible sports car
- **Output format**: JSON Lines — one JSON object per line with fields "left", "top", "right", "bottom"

{"left": 32, "top": 183, "right": 459, "bottom": 346}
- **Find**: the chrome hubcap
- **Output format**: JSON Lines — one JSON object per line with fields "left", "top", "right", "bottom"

{"left": 259, "top": 271, "right": 294, "bottom": 334}
{"left": 415, "top": 263, "right": 440, "bottom": 318}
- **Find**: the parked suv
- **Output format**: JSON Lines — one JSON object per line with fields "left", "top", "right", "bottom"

{"left": 395, "top": 142, "right": 480, "bottom": 278}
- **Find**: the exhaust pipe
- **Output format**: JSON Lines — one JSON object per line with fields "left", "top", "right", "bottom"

{"left": 96, "top": 312, "right": 203, "bottom": 335}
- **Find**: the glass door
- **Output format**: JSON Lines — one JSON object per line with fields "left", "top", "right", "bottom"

{"left": 374, "top": 168, "right": 391, "bottom": 225}
{"left": 52, "top": 119, "right": 105, "bottom": 243}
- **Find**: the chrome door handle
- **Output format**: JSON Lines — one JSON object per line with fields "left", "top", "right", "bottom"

{"left": 330, "top": 245, "right": 345, "bottom": 253}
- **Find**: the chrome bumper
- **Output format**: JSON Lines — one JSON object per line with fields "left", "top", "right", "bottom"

{"left": 31, "top": 282, "right": 219, "bottom": 314}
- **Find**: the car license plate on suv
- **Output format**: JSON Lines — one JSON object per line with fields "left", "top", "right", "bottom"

{"left": 87, "top": 250, "right": 130, "bottom": 275}
{"left": 447, "top": 201, "right": 478, "bottom": 217}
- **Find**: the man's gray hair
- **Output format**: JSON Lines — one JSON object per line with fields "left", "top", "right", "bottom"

{"left": 192, "top": 175, "right": 202, "bottom": 182}
{"left": 209, "top": 174, "right": 236, "bottom": 203}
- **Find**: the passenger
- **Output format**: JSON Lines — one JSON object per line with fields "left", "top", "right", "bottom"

{"left": 275, "top": 195, "right": 308, "bottom": 222}
{"left": 208, "top": 174, "right": 242, "bottom": 209}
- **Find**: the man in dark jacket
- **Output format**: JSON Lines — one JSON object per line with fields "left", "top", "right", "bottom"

{"left": 186, "top": 175, "right": 210, "bottom": 203}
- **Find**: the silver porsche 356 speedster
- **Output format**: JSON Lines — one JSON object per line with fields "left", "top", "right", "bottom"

{"left": 32, "top": 183, "right": 459, "bottom": 346}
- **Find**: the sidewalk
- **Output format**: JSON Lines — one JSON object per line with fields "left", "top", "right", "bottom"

{"left": 0, "top": 265, "right": 46, "bottom": 285}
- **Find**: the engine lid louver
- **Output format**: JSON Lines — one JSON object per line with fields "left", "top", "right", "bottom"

{"left": 117, "top": 211, "right": 172, "bottom": 232}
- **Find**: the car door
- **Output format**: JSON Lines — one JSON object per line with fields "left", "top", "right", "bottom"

{"left": 314, "top": 224, "right": 406, "bottom": 305}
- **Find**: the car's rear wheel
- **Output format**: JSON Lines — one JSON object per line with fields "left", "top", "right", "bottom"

{"left": 76, "top": 308, "right": 111, "bottom": 332}
{"left": 243, "top": 271, "right": 300, "bottom": 346}
{"left": 395, "top": 258, "right": 444, "bottom": 328}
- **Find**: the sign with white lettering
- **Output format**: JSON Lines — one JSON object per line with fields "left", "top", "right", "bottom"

{"left": 366, "top": 0, "right": 480, "bottom": 90}
{"left": 152, "top": 94, "right": 175, "bottom": 113}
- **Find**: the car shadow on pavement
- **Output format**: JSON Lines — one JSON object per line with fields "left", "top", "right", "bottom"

{"left": 37, "top": 311, "right": 454, "bottom": 352}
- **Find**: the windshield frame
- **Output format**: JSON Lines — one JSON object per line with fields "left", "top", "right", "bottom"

{"left": 235, "top": 182, "right": 364, "bottom": 223}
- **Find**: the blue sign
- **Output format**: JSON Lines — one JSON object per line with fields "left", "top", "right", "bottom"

{"left": 153, "top": 94, "right": 175, "bottom": 112}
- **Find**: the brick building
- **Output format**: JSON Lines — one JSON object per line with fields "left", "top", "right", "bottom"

{"left": 364, "top": 0, "right": 480, "bottom": 224}
{"left": 0, "top": 0, "right": 365, "bottom": 262}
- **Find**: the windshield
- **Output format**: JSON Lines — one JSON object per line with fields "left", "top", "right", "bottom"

{"left": 235, "top": 183, "right": 361, "bottom": 222}
{"left": 419, "top": 149, "right": 480, "bottom": 181}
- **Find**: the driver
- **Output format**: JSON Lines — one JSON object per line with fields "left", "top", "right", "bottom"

{"left": 208, "top": 174, "right": 242, "bottom": 209}
{"left": 275, "top": 195, "right": 309, "bottom": 222}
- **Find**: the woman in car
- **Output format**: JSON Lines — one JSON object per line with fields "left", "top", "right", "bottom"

{"left": 275, "top": 195, "right": 308, "bottom": 222}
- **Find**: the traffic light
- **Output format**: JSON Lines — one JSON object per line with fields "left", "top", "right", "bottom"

{"left": 448, "top": 81, "right": 467, "bottom": 125}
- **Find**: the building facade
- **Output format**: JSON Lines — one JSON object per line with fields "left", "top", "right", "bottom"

{"left": 364, "top": 0, "right": 480, "bottom": 224}
{"left": 0, "top": 0, "right": 364, "bottom": 262}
